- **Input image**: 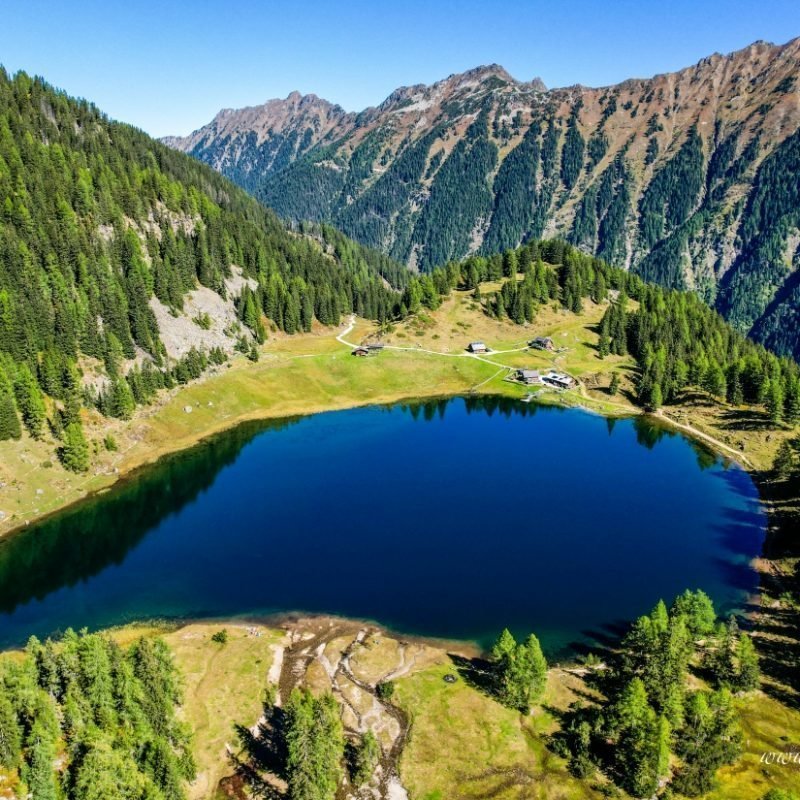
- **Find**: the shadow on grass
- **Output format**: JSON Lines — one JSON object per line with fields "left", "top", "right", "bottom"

{"left": 448, "top": 652, "right": 498, "bottom": 698}
{"left": 716, "top": 407, "right": 776, "bottom": 432}
{"left": 226, "top": 702, "right": 288, "bottom": 798}
{"left": 750, "top": 467, "right": 800, "bottom": 708}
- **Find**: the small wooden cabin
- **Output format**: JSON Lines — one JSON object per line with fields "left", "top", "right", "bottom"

{"left": 530, "top": 336, "right": 555, "bottom": 351}
{"left": 517, "top": 369, "right": 542, "bottom": 385}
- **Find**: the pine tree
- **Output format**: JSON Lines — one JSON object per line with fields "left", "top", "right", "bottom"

{"left": 767, "top": 379, "right": 785, "bottom": 424}
{"left": 673, "top": 689, "right": 742, "bottom": 796}
{"left": 285, "top": 688, "right": 344, "bottom": 800}
{"left": 671, "top": 589, "right": 717, "bottom": 638}
{"left": 110, "top": 378, "right": 136, "bottom": 420}
{"left": 60, "top": 422, "right": 90, "bottom": 472}
{"left": 609, "top": 372, "right": 620, "bottom": 395}
{"left": 735, "top": 633, "right": 760, "bottom": 692}
{"left": 650, "top": 382, "right": 664, "bottom": 409}
{"left": 773, "top": 439, "right": 797, "bottom": 478}
{"left": 0, "top": 389, "right": 21, "bottom": 440}
{"left": 0, "top": 694, "right": 21, "bottom": 770}
{"left": 598, "top": 313, "right": 611, "bottom": 359}
{"left": 0, "top": 364, "right": 22, "bottom": 440}
{"left": 708, "top": 616, "right": 739, "bottom": 688}
{"left": 492, "top": 628, "right": 517, "bottom": 664}
{"left": 23, "top": 735, "right": 58, "bottom": 800}
{"left": 14, "top": 364, "right": 46, "bottom": 438}
{"left": 352, "top": 730, "right": 379, "bottom": 787}
{"left": 492, "top": 629, "right": 548, "bottom": 712}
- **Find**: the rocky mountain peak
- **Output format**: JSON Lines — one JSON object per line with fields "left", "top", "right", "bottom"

{"left": 163, "top": 39, "right": 800, "bottom": 359}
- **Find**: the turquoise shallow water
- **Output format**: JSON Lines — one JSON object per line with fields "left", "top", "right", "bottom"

{"left": 0, "top": 397, "right": 766, "bottom": 656}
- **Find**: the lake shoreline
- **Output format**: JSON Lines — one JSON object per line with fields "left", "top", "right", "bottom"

{"left": 0, "top": 394, "right": 770, "bottom": 660}
{"left": 1, "top": 376, "right": 775, "bottom": 557}
{"left": 0, "top": 377, "right": 640, "bottom": 540}
{"left": 2, "top": 346, "right": 791, "bottom": 663}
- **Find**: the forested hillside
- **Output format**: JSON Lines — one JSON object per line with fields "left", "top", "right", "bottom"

{"left": 411, "top": 239, "right": 800, "bottom": 423}
{"left": 0, "top": 631, "right": 193, "bottom": 799}
{"left": 0, "top": 69, "right": 412, "bottom": 465}
{"left": 167, "top": 38, "right": 800, "bottom": 358}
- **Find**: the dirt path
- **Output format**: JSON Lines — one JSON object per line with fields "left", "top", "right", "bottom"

{"left": 336, "top": 315, "right": 523, "bottom": 372}
{"left": 655, "top": 408, "right": 754, "bottom": 468}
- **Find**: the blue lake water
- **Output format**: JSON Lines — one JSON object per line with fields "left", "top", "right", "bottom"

{"left": 0, "top": 397, "right": 766, "bottom": 656}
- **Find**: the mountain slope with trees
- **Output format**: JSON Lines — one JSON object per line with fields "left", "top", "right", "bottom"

{"left": 0, "top": 68, "right": 416, "bottom": 466}
{"left": 166, "top": 38, "right": 800, "bottom": 358}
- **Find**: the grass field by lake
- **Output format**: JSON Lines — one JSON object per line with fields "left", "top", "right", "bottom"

{"left": 3, "top": 618, "right": 795, "bottom": 800}
{"left": 0, "top": 281, "right": 795, "bottom": 543}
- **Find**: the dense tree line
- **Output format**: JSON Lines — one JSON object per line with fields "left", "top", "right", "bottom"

{"left": 554, "top": 590, "right": 758, "bottom": 797}
{"left": 603, "top": 282, "right": 800, "bottom": 419}
{"left": 409, "top": 112, "right": 498, "bottom": 269}
{"left": 0, "top": 69, "right": 412, "bottom": 463}
{"left": 490, "top": 629, "right": 548, "bottom": 712}
{"left": 638, "top": 126, "right": 704, "bottom": 251}
{"left": 728, "top": 128, "right": 800, "bottom": 358}
{"left": 561, "top": 110, "right": 585, "bottom": 191}
{"left": 0, "top": 630, "right": 194, "bottom": 799}
{"left": 482, "top": 120, "right": 542, "bottom": 255}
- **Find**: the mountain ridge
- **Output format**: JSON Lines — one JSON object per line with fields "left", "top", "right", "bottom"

{"left": 165, "top": 36, "right": 800, "bottom": 357}
{"left": 165, "top": 37, "right": 797, "bottom": 143}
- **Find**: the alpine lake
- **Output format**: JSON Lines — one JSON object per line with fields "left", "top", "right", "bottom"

{"left": 0, "top": 396, "right": 766, "bottom": 657}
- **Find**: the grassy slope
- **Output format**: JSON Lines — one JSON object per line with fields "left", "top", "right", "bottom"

{"left": 395, "top": 662, "right": 601, "bottom": 800}
{"left": 114, "top": 623, "right": 282, "bottom": 800}
{"left": 394, "top": 659, "right": 800, "bottom": 800}
{"left": 1, "top": 619, "right": 799, "bottom": 800}
{"left": 161, "top": 623, "right": 283, "bottom": 800}
{"left": 1, "top": 281, "right": 795, "bottom": 535}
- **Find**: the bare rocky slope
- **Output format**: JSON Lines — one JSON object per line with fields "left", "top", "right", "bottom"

{"left": 166, "top": 39, "right": 800, "bottom": 358}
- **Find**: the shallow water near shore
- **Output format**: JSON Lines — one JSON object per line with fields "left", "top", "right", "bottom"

{"left": 0, "top": 396, "right": 766, "bottom": 657}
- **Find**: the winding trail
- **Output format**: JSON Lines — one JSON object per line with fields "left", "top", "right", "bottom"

{"left": 336, "top": 314, "right": 526, "bottom": 379}
{"left": 655, "top": 409, "right": 754, "bottom": 468}
{"left": 338, "top": 315, "right": 754, "bottom": 467}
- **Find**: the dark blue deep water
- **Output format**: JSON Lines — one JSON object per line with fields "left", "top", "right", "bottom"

{"left": 0, "top": 397, "right": 766, "bottom": 656}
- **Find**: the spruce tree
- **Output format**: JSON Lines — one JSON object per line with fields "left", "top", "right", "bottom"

{"left": 60, "top": 422, "right": 90, "bottom": 472}
{"left": 767, "top": 380, "right": 785, "bottom": 424}
{"left": 285, "top": 688, "right": 344, "bottom": 800}
{"left": 0, "top": 694, "right": 21, "bottom": 770}
{"left": 351, "top": 730, "right": 379, "bottom": 787}
{"left": 0, "top": 389, "right": 21, "bottom": 440}
{"left": 671, "top": 589, "right": 716, "bottom": 638}
{"left": 110, "top": 378, "right": 136, "bottom": 420}
{"left": 14, "top": 364, "right": 46, "bottom": 438}
{"left": 773, "top": 439, "right": 797, "bottom": 478}
{"left": 492, "top": 629, "right": 548, "bottom": 712}
{"left": 735, "top": 633, "right": 760, "bottom": 692}
{"left": 23, "top": 735, "right": 58, "bottom": 800}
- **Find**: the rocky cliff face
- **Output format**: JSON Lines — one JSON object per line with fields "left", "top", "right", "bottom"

{"left": 163, "top": 91, "right": 356, "bottom": 193}
{"left": 166, "top": 39, "right": 800, "bottom": 357}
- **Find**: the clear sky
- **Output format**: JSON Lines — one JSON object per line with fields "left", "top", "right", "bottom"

{"left": 2, "top": 0, "right": 799, "bottom": 138}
